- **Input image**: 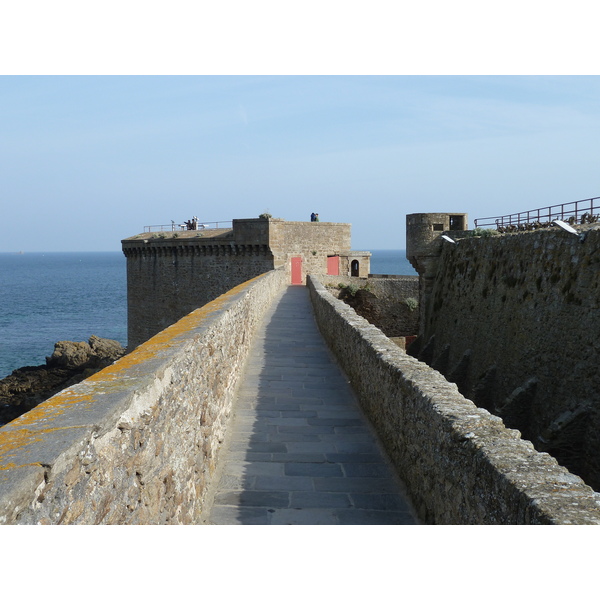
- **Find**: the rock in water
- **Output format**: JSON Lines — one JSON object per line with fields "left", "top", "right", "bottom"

{"left": 89, "top": 335, "right": 126, "bottom": 366}
{"left": 46, "top": 336, "right": 126, "bottom": 369}
{"left": 46, "top": 340, "right": 95, "bottom": 369}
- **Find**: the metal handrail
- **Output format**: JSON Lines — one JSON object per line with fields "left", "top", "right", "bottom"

{"left": 474, "top": 196, "right": 600, "bottom": 229}
{"left": 143, "top": 221, "right": 232, "bottom": 233}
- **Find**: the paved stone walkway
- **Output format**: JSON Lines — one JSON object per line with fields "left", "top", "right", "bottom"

{"left": 206, "top": 285, "right": 417, "bottom": 525}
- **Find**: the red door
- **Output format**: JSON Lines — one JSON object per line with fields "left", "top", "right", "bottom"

{"left": 291, "top": 257, "right": 302, "bottom": 284}
{"left": 327, "top": 255, "right": 340, "bottom": 275}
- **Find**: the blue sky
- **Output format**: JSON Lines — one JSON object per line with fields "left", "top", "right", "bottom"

{"left": 2, "top": 75, "right": 600, "bottom": 252}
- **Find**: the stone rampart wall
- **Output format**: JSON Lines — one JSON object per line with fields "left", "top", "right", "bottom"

{"left": 415, "top": 227, "right": 600, "bottom": 489}
{"left": 318, "top": 275, "right": 419, "bottom": 337}
{"left": 124, "top": 246, "right": 274, "bottom": 348}
{"left": 307, "top": 274, "right": 600, "bottom": 524}
{"left": 0, "top": 268, "right": 288, "bottom": 524}
{"left": 321, "top": 274, "right": 418, "bottom": 296}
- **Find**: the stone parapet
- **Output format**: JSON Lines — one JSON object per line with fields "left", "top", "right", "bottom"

{"left": 0, "top": 268, "right": 288, "bottom": 524}
{"left": 307, "top": 274, "right": 600, "bottom": 524}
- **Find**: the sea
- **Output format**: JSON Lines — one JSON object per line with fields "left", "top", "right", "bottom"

{"left": 0, "top": 249, "right": 416, "bottom": 379}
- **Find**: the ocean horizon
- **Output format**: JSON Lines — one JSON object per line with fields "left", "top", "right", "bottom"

{"left": 0, "top": 249, "right": 416, "bottom": 379}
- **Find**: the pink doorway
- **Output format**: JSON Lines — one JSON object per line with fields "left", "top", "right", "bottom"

{"left": 327, "top": 256, "right": 340, "bottom": 276}
{"left": 291, "top": 257, "right": 303, "bottom": 284}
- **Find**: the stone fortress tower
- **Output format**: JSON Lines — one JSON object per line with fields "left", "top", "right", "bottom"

{"left": 406, "top": 213, "right": 468, "bottom": 336}
{"left": 122, "top": 218, "right": 371, "bottom": 348}
{"left": 406, "top": 212, "right": 468, "bottom": 274}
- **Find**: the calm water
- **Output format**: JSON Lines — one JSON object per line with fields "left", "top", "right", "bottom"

{"left": 369, "top": 249, "right": 417, "bottom": 276}
{"left": 0, "top": 249, "right": 414, "bottom": 379}
{"left": 0, "top": 252, "right": 127, "bottom": 379}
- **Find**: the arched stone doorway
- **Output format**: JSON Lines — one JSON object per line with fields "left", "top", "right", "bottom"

{"left": 351, "top": 260, "right": 360, "bottom": 277}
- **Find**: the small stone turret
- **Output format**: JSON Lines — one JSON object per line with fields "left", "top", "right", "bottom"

{"left": 406, "top": 213, "right": 468, "bottom": 275}
{"left": 406, "top": 213, "right": 468, "bottom": 337}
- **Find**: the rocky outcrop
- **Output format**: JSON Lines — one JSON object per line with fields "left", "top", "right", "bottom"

{"left": 0, "top": 336, "right": 126, "bottom": 427}
{"left": 332, "top": 283, "right": 419, "bottom": 338}
{"left": 46, "top": 336, "right": 125, "bottom": 370}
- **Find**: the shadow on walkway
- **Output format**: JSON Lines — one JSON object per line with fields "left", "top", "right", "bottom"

{"left": 206, "top": 285, "right": 418, "bottom": 525}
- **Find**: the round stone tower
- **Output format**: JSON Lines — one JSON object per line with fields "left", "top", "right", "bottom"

{"left": 406, "top": 213, "right": 468, "bottom": 338}
{"left": 406, "top": 213, "right": 468, "bottom": 275}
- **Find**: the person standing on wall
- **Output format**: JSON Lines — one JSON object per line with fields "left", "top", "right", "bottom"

{"left": 310, "top": 212, "right": 316, "bottom": 222}
{"left": 315, "top": 213, "right": 320, "bottom": 222}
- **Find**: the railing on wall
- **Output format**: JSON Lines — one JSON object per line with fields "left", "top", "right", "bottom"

{"left": 474, "top": 196, "right": 600, "bottom": 230}
{"left": 144, "top": 221, "right": 232, "bottom": 233}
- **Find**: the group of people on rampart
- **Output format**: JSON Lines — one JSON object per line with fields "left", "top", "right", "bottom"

{"left": 310, "top": 212, "right": 320, "bottom": 222}
{"left": 184, "top": 216, "right": 204, "bottom": 230}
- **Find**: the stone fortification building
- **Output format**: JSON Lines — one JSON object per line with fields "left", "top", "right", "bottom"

{"left": 406, "top": 212, "right": 469, "bottom": 337}
{"left": 5, "top": 212, "right": 600, "bottom": 524}
{"left": 122, "top": 218, "right": 371, "bottom": 348}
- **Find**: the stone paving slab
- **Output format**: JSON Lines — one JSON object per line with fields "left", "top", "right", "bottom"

{"left": 205, "top": 285, "right": 418, "bottom": 525}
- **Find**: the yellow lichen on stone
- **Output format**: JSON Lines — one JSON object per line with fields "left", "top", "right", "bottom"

{"left": 0, "top": 425, "right": 81, "bottom": 466}
{"left": 0, "top": 391, "right": 95, "bottom": 434}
